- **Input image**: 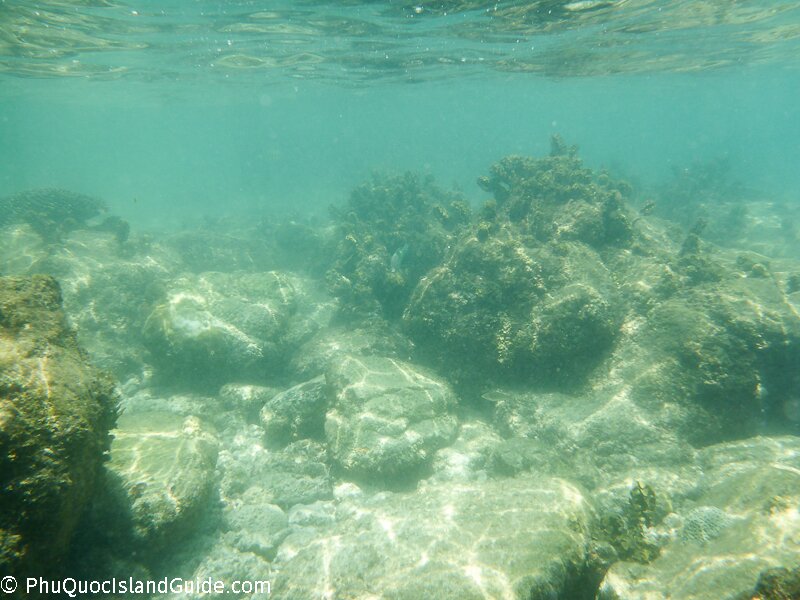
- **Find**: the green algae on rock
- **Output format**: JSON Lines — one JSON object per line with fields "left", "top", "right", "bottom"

{"left": 0, "top": 275, "right": 117, "bottom": 577}
{"left": 750, "top": 565, "right": 800, "bottom": 600}
{"left": 477, "top": 134, "right": 633, "bottom": 247}
{"left": 597, "top": 481, "right": 663, "bottom": 564}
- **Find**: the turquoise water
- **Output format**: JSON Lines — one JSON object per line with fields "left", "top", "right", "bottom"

{"left": 1, "top": 1, "right": 799, "bottom": 227}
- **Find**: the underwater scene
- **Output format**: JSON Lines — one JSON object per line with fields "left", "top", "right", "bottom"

{"left": 1, "top": 1, "right": 800, "bottom": 599}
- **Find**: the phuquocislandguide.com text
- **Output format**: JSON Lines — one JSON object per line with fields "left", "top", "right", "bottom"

{"left": 22, "top": 576, "right": 271, "bottom": 596}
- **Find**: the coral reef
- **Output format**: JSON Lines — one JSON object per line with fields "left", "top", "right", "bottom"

{"left": 404, "top": 136, "right": 633, "bottom": 389}
{"left": 327, "top": 171, "right": 470, "bottom": 321}
{"left": 0, "top": 188, "right": 106, "bottom": 243}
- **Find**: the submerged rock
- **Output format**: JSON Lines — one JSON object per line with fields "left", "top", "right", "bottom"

{"left": 0, "top": 275, "right": 117, "bottom": 576}
{"left": 475, "top": 237, "right": 800, "bottom": 488}
{"left": 143, "top": 271, "right": 297, "bottom": 388}
{"left": 273, "top": 476, "right": 594, "bottom": 599}
{"left": 260, "top": 376, "right": 328, "bottom": 447}
{"left": 324, "top": 354, "right": 459, "bottom": 485}
{"left": 483, "top": 387, "right": 697, "bottom": 488}
{"left": 289, "top": 320, "right": 413, "bottom": 380}
{"left": 220, "top": 383, "right": 280, "bottom": 424}
{"left": 221, "top": 494, "right": 289, "bottom": 561}
{"left": 0, "top": 222, "right": 49, "bottom": 274}
{"left": 100, "top": 411, "right": 219, "bottom": 556}
{"left": 598, "top": 436, "right": 800, "bottom": 600}
{"left": 163, "top": 226, "right": 274, "bottom": 274}
{"left": 175, "top": 543, "right": 274, "bottom": 600}
{"left": 429, "top": 418, "right": 503, "bottom": 483}
{"left": 598, "top": 270, "right": 800, "bottom": 444}
{"left": 217, "top": 428, "right": 332, "bottom": 510}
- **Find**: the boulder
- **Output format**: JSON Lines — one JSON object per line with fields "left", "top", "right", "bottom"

{"left": 289, "top": 322, "right": 412, "bottom": 380}
{"left": 143, "top": 271, "right": 296, "bottom": 388}
{"left": 220, "top": 383, "right": 280, "bottom": 423}
{"left": 324, "top": 354, "right": 459, "bottom": 485}
{"left": 596, "top": 270, "right": 800, "bottom": 444}
{"left": 0, "top": 275, "right": 116, "bottom": 576}
{"left": 429, "top": 418, "right": 503, "bottom": 483}
{"left": 101, "top": 411, "right": 218, "bottom": 555}
{"left": 162, "top": 226, "right": 274, "bottom": 274}
{"left": 118, "top": 387, "right": 237, "bottom": 434}
{"left": 483, "top": 388, "right": 696, "bottom": 488}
